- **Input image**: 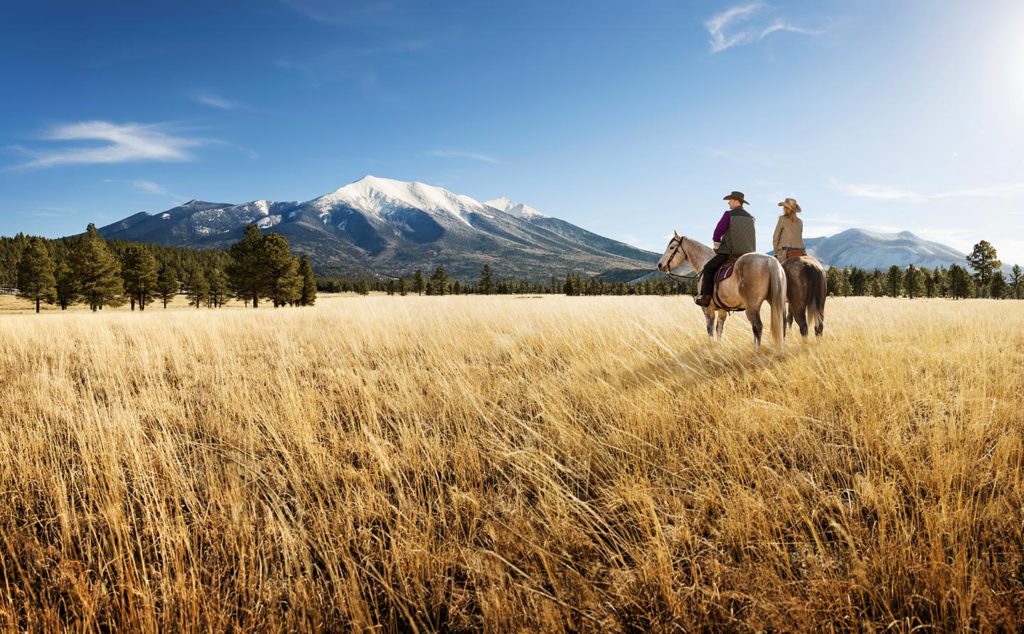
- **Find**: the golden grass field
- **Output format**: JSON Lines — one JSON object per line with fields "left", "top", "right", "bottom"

{"left": 0, "top": 294, "right": 1021, "bottom": 631}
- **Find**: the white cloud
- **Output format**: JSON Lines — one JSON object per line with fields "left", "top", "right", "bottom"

{"left": 131, "top": 179, "right": 170, "bottom": 195}
{"left": 15, "top": 121, "right": 201, "bottom": 169}
{"left": 192, "top": 93, "right": 238, "bottom": 110}
{"left": 428, "top": 149, "right": 499, "bottom": 164}
{"left": 705, "top": 4, "right": 821, "bottom": 53}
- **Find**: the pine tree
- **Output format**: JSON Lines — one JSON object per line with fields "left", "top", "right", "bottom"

{"left": 990, "top": 271, "right": 1008, "bottom": 299}
{"left": 356, "top": 278, "right": 370, "bottom": 295}
{"left": 121, "top": 243, "right": 159, "bottom": 310}
{"left": 885, "top": 265, "right": 903, "bottom": 297}
{"left": 227, "top": 225, "right": 270, "bottom": 308}
{"left": 966, "top": 240, "right": 1001, "bottom": 298}
{"left": 71, "top": 224, "right": 124, "bottom": 311}
{"left": 932, "top": 267, "right": 949, "bottom": 297}
{"left": 922, "top": 268, "right": 936, "bottom": 298}
{"left": 948, "top": 264, "right": 971, "bottom": 299}
{"left": 262, "top": 234, "right": 301, "bottom": 307}
{"left": 298, "top": 255, "right": 317, "bottom": 306}
{"left": 479, "top": 264, "right": 494, "bottom": 295}
{"left": 398, "top": 277, "right": 408, "bottom": 296}
{"left": 1010, "top": 264, "right": 1022, "bottom": 300}
{"left": 157, "top": 265, "right": 179, "bottom": 308}
{"left": 429, "top": 265, "right": 449, "bottom": 295}
{"left": 207, "top": 266, "right": 230, "bottom": 307}
{"left": 848, "top": 268, "right": 867, "bottom": 296}
{"left": 904, "top": 264, "right": 922, "bottom": 298}
{"left": 54, "top": 260, "right": 75, "bottom": 310}
{"left": 16, "top": 237, "right": 57, "bottom": 313}
{"left": 413, "top": 269, "right": 425, "bottom": 295}
{"left": 188, "top": 269, "right": 209, "bottom": 308}
{"left": 825, "top": 267, "right": 846, "bottom": 298}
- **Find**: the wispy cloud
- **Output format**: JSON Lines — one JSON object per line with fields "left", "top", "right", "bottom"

{"left": 705, "top": 3, "right": 821, "bottom": 53}
{"left": 428, "top": 149, "right": 499, "bottom": 164}
{"left": 191, "top": 93, "right": 238, "bottom": 110}
{"left": 833, "top": 179, "right": 1024, "bottom": 204}
{"left": 12, "top": 121, "right": 202, "bottom": 169}
{"left": 280, "top": 0, "right": 397, "bottom": 25}
{"left": 275, "top": 40, "right": 429, "bottom": 86}
{"left": 27, "top": 205, "right": 79, "bottom": 219}
{"left": 130, "top": 179, "right": 187, "bottom": 200}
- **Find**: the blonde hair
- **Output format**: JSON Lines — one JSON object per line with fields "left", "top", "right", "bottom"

{"left": 780, "top": 207, "right": 798, "bottom": 223}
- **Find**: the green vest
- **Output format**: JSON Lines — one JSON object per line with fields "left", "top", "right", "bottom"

{"left": 720, "top": 209, "right": 756, "bottom": 254}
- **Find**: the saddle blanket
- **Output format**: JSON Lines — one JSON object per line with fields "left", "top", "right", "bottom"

{"left": 714, "top": 258, "right": 740, "bottom": 283}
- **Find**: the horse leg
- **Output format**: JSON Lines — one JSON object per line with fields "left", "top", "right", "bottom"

{"left": 785, "top": 308, "right": 792, "bottom": 337}
{"left": 814, "top": 316, "right": 824, "bottom": 338}
{"left": 704, "top": 307, "right": 715, "bottom": 338}
{"left": 745, "top": 307, "right": 763, "bottom": 349}
{"left": 716, "top": 310, "right": 727, "bottom": 340}
{"left": 794, "top": 306, "right": 809, "bottom": 338}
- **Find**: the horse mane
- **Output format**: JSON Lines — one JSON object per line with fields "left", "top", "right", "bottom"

{"left": 682, "top": 236, "right": 714, "bottom": 258}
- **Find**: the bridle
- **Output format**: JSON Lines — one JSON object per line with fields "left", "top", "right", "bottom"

{"left": 661, "top": 236, "right": 691, "bottom": 283}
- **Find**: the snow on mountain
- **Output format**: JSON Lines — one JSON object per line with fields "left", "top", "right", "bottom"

{"left": 484, "top": 197, "right": 548, "bottom": 219}
{"left": 310, "top": 175, "right": 493, "bottom": 226}
{"left": 91, "top": 176, "right": 653, "bottom": 279}
{"left": 805, "top": 229, "right": 968, "bottom": 270}
{"left": 187, "top": 199, "right": 293, "bottom": 236}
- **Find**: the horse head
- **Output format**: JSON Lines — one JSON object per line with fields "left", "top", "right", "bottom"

{"left": 657, "top": 231, "right": 688, "bottom": 273}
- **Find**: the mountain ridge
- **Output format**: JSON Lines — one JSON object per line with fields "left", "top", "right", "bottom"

{"left": 97, "top": 176, "right": 659, "bottom": 280}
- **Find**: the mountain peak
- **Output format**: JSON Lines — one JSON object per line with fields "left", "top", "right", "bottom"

{"left": 484, "top": 197, "right": 547, "bottom": 219}
{"left": 315, "top": 175, "right": 489, "bottom": 226}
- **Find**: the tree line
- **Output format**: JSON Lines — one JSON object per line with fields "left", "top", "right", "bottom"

{"left": 824, "top": 241, "right": 1022, "bottom": 299}
{"left": 2, "top": 224, "right": 316, "bottom": 312}
{"left": 315, "top": 240, "right": 1022, "bottom": 300}
{"left": 318, "top": 263, "right": 693, "bottom": 297}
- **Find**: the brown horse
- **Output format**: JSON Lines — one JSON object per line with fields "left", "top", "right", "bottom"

{"left": 658, "top": 232, "right": 787, "bottom": 351}
{"left": 781, "top": 255, "right": 827, "bottom": 338}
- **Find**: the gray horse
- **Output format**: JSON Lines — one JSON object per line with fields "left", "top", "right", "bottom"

{"left": 658, "top": 232, "right": 787, "bottom": 351}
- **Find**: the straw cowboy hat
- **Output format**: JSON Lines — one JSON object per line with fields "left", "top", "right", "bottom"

{"left": 723, "top": 191, "right": 749, "bottom": 205}
{"left": 778, "top": 198, "right": 802, "bottom": 213}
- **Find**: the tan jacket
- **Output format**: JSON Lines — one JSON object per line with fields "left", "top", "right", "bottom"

{"left": 773, "top": 216, "right": 804, "bottom": 256}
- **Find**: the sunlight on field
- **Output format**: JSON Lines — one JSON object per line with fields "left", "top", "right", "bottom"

{"left": 0, "top": 296, "right": 1022, "bottom": 630}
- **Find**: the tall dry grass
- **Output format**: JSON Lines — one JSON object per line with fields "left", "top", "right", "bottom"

{"left": 0, "top": 295, "right": 1021, "bottom": 631}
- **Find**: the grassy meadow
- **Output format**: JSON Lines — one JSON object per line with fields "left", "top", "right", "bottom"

{"left": 0, "top": 294, "right": 1021, "bottom": 631}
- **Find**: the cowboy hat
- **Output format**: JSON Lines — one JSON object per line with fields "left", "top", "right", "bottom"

{"left": 777, "top": 198, "right": 802, "bottom": 213}
{"left": 723, "top": 191, "right": 749, "bottom": 205}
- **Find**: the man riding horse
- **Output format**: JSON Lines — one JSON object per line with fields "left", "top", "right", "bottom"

{"left": 694, "top": 191, "right": 757, "bottom": 307}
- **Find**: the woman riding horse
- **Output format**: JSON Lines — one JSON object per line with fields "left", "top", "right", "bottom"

{"left": 773, "top": 197, "right": 826, "bottom": 337}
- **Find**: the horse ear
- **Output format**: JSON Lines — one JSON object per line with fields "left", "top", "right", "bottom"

{"left": 673, "top": 230, "right": 680, "bottom": 238}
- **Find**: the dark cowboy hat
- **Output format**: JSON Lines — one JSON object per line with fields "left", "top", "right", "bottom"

{"left": 723, "top": 191, "right": 749, "bottom": 205}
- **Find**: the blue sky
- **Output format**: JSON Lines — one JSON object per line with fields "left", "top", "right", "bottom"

{"left": 2, "top": 0, "right": 1022, "bottom": 264}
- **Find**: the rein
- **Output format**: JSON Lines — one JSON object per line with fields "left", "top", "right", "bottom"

{"left": 662, "top": 237, "right": 692, "bottom": 283}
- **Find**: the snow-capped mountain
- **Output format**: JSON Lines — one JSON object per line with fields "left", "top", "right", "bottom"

{"left": 97, "top": 176, "right": 658, "bottom": 279}
{"left": 804, "top": 229, "right": 968, "bottom": 270}
{"left": 484, "top": 197, "right": 547, "bottom": 219}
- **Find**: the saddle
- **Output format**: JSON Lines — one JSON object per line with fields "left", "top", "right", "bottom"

{"left": 695, "top": 255, "right": 743, "bottom": 312}
{"left": 714, "top": 255, "right": 741, "bottom": 283}
{"left": 783, "top": 248, "right": 807, "bottom": 258}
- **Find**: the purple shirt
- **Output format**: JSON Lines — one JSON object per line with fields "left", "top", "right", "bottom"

{"left": 712, "top": 210, "right": 730, "bottom": 242}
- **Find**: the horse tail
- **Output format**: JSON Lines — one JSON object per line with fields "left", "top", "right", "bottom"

{"left": 769, "top": 258, "right": 787, "bottom": 350}
{"left": 803, "top": 262, "right": 826, "bottom": 336}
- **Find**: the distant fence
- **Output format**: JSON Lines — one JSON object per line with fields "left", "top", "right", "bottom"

{"left": 0, "top": 286, "right": 18, "bottom": 295}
